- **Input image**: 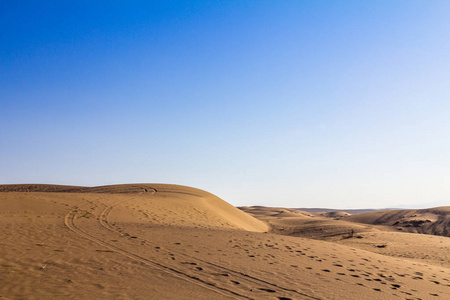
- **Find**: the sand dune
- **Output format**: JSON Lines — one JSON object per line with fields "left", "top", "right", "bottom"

{"left": 345, "top": 207, "right": 450, "bottom": 237}
{"left": 318, "top": 211, "right": 352, "bottom": 219}
{"left": 0, "top": 184, "right": 268, "bottom": 232}
{"left": 240, "top": 206, "right": 372, "bottom": 239}
{"left": 1, "top": 184, "right": 450, "bottom": 299}
{"left": 297, "top": 208, "right": 379, "bottom": 215}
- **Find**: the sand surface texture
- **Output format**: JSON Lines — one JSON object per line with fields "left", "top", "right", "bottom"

{"left": 1, "top": 184, "right": 449, "bottom": 299}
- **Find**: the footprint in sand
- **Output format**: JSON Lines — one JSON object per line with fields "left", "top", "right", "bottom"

{"left": 258, "top": 288, "right": 276, "bottom": 293}
{"left": 400, "top": 291, "right": 412, "bottom": 296}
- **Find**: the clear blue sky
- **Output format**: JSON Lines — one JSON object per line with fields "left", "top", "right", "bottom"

{"left": 1, "top": 1, "right": 450, "bottom": 209}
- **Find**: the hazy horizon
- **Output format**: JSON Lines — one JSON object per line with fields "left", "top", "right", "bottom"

{"left": 2, "top": 1, "right": 450, "bottom": 209}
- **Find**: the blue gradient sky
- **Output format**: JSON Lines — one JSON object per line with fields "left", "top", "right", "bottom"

{"left": 1, "top": 1, "right": 450, "bottom": 208}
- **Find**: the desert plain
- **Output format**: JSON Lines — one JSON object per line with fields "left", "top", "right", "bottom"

{"left": 0, "top": 184, "right": 449, "bottom": 299}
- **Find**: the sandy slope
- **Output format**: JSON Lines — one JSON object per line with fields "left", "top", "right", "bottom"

{"left": 1, "top": 184, "right": 450, "bottom": 299}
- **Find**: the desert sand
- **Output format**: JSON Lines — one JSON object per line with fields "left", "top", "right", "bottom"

{"left": 1, "top": 184, "right": 449, "bottom": 299}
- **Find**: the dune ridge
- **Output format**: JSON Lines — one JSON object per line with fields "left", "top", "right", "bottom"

{"left": 0, "top": 183, "right": 159, "bottom": 194}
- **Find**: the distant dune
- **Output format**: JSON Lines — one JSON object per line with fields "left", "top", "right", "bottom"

{"left": 345, "top": 207, "right": 450, "bottom": 237}
{"left": 317, "top": 211, "right": 352, "bottom": 219}
{"left": 1, "top": 184, "right": 450, "bottom": 299}
{"left": 297, "top": 207, "right": 380, "bottom": 215}
{"left": 240, "top": 206, "right": 370, "bottom": 239}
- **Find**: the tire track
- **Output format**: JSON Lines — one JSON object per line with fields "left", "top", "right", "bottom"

{"left": 98, "top": 194, "right": 320, "bottom": 300}
{"left": 64, "top": 201, "right": 250, "bottom": 299}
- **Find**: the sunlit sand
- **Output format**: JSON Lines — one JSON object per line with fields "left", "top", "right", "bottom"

{"left": 1, "top": 184, "right": 449, "bottom": 299}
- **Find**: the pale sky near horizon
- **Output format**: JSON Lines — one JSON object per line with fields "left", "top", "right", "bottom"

{"left": 1, "top": 1, "right": 450, "bottom": 209}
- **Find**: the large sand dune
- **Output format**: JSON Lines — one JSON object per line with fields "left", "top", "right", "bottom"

{"left": 1, "top": 184, "right": 450, "bottom": 299}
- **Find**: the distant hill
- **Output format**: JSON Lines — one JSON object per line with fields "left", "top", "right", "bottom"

{"left": 295, "top": 208, "right": 381, "bottom": 215}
